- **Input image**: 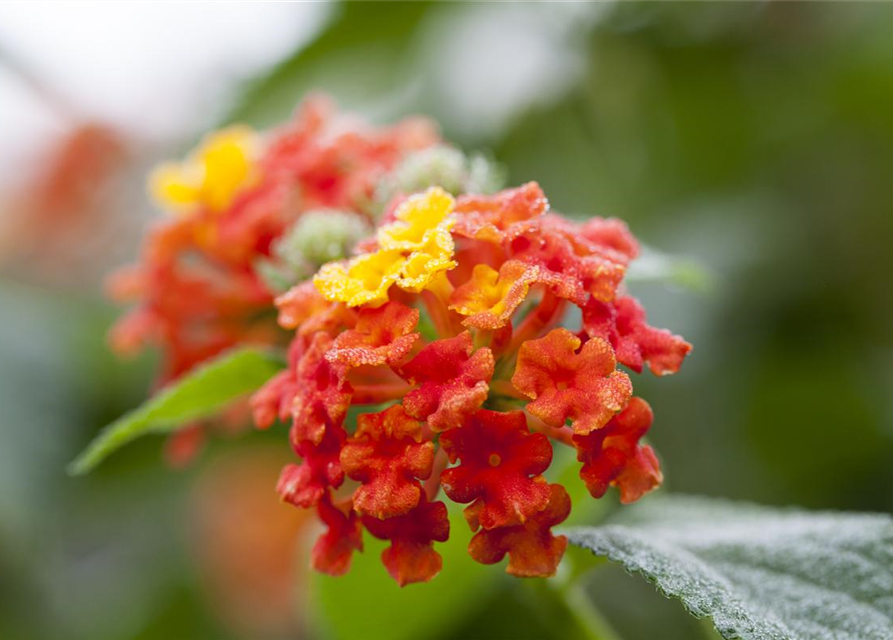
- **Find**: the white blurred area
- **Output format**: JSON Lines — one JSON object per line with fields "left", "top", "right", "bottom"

{"left": 0, "top": 2, "right": 330, "bottom": 167}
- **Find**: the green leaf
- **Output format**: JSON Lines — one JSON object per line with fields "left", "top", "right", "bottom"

{"left": 625, "top": 245, "right": 716, "bottom": 293}
{"left": 567, "top": 495, "right": 893, "bottom": 640}
{"left": 68, "top": 348, "right": 283, "bottom": 475}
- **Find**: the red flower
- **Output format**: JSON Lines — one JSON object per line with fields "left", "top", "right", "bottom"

{"left": 251, "top": 337, "right": 305, "bottom": 429}
{"left": 453, "top": 181, "right": 548, "bottom": 243}
{"left": 401, "top": 332, "right": 495, "bottom": 432}
{"left": 467, "top": 483, "right": 570, "bottom": 578}
{"left": 507, "top": 217, "right": 626, "bottom": 304}
{"left": 512, "top": 328, "right": 632, "bottom": 435}
{"left": 326, "top": 301, "right": 419, "bottom": 368}
{"left": 573, "top": 397, "right": 662, "bottom": 503}
{"left": 311, "top": 494, "right": 363, "bottom": 576}
{"left": 277, "top": 425, "right": 346, "bottom": 508}
{"left": 290, "top": 333, "right": 353, "bottom": 445}
{"left": 578, "top": 217, "right": 640, "bottom": 265}
{"left": 362, "top": 496, "right": 450, "bottom": 586}
{"left": 440, "top": 410, "right": 552, "bottom": 529}
{"left": 340, "top": 405, "right": 435, "bottom": 519}
{"left": 275, "top": 281, "right": 354, "bottom": 337}
{"left": 583, "top": 295, "right": 692, "bottom": 375}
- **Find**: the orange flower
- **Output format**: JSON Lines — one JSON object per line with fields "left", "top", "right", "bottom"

{"left": 583, "top": 295, "right": 692, "bottom": 375}
{"left": 573, "top": 397, "right": 662, "bottom": 504}
{"left": 401, "top": 332, "right": 494, "bottom": 432}
{"left": 340, "top": 405, "right": 435, "bottom": 519}
{"left": 327, "top": 301, "right": 419, "bottom": 368}
{"left": 467, "top": 483, "right": 570, "bottom": 578}
{"left": 440, "top": 410, "right": 553, "bottom": 529}
{"left": 362, "top": 496, "right": 450, "bottom": 586}
{"left": 512, "top": 328, "right": 633, "bottom": 435}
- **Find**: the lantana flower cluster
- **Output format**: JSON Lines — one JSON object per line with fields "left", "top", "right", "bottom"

{"left": 252, "top": 183, "right": 692, "bottom": 585}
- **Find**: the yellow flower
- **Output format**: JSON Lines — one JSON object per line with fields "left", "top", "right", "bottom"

{"left": 149, "top": 125, "right": 258, "bottom": 214}
{"left": 396, "top": 225, "right": 457, "bottom": 292}
{"left": 314, "top": 187, "right": 458, "bottom": 307}
{"left": 377, "top": 187, "right": 455, "bottom": 251}
{"left": 314, "top": 249, "right": 406, "bottom": 308}
{"left": 448, "top": 261, "right": 539, "bottom": 329}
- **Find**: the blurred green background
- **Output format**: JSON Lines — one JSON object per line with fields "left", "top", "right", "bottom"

{"left": 1, "top": 3, "right": 892, "bottom": 639}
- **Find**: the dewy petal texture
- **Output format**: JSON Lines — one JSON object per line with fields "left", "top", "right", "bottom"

{"left": 314, "top": 187, "right": 457, "bottom": 306}
{"left": 449, "top": 260, "right": 542, "bottom": 330}
{"left": 362, "top": 496, "right": 450, "bottom": 586}
{"left": 573, "top": 397, "right": 663, "bottom": 503}
{"left": 583, "top": 295, "right": 692, "bottom": 375}
{"left": 377, "top": 186, "right": 455, "bottom": 251}
{"left": 512, "top": 328, "right": 632, "bottom": 435}
{"left": 440, "top": 409, "right": 552, "bottom": 529}
{"left": 467, "top": 483, "right": 570, "bottom": 578}
{"left": 289, "top": 333, "right": 352, "bottom": 445}
{"left": 275, "top": 281, "right": 353, "bottom": 335}
{"left": 276, "top": 425, "right": 346, "bottom": 508}
{"left": 452, "top": 181, "right": 548, "bottom": 243}
{"left": 340, "top": 405, "right": 435, "bottom": 519}
{"left": 327, "top": 301, "right": 419, "bottom": 368}
{"left": 312, "top": 495, "right": 363, "bottom": 576}
{"left": 313, "top": 249, "right": 405, "bottom": 308}
{"left": 401, "top": 332, "right": 495, "bottom": 432}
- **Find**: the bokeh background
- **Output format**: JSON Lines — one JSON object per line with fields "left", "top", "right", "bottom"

{"left": 2, "top": 3, "right": 892, "bottom": 639}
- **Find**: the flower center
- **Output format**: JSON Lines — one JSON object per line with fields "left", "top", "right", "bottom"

{"left": 488, "top": 453, "right": 501, "bottom": 467}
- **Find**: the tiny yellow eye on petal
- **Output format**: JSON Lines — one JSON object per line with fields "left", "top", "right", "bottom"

{"left": 378, "top": 186, "right": 455, "bottom": 251}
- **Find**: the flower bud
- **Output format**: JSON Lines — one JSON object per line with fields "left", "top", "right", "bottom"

{"left": 258, "top": 210, "right": 372, "bottom": 292}
{"left": 375, "top": 145, "right": 505, "bottom": 214}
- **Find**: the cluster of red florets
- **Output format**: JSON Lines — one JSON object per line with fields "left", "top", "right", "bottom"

{"left": 252, "top": 182, "right": 691, "bottom": 585}
{"left": 108, "top": 95, "right": 690, "bottom": 584}
{"left": 108, "top": 96, "right": 438, "bottom": 384}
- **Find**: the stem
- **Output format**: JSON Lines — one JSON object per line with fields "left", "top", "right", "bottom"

{"left": 526, "top": 413, "right": 574, "bottom": 447}
{"left": 351, "top": 382, "right": 412, "bottom": 404}
{"left": 559, "top": 580, "right": 623, "bottom": 640}
{"left": 421, "top": 272, "right": 460, "bottom": 338}
{"left": 507, "top": 292, "right": 566, "bottom": 354}
{"left": 425, "top": 447, "right": 448, "bottom": 501}
{"left": 525, "top": 572, "right": 622, "bottom": 640}
{"left": 489, "top": 379, "right": 526, "bottom": 401}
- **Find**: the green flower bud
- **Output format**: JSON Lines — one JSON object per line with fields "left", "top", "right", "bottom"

{"left": 256, "top": 210, "right": 372, "bottom": 292}
{"left": 374, "top": 145, "right": 506, "bottom": 217}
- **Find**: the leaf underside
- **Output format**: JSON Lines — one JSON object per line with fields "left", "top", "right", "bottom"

{"left": 567, "top": 496, "right": 893, "bottom": 640}
{"left": 68, "top": 348, "right": 284, "bottom": 475}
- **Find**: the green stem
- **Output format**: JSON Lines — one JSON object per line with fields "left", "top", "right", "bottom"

{"left": 557, "top": 579, "right": 623, "bottom": 640}
{"left": 524, "top": 561, "right": 622, "bottom": 640}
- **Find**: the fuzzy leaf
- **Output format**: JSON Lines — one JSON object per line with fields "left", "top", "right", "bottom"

{"left": 68, "top": 348, "right": 283, "bottom": 475}
{"left": 567, "top": 496, "right": 893, "bottom": 640}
